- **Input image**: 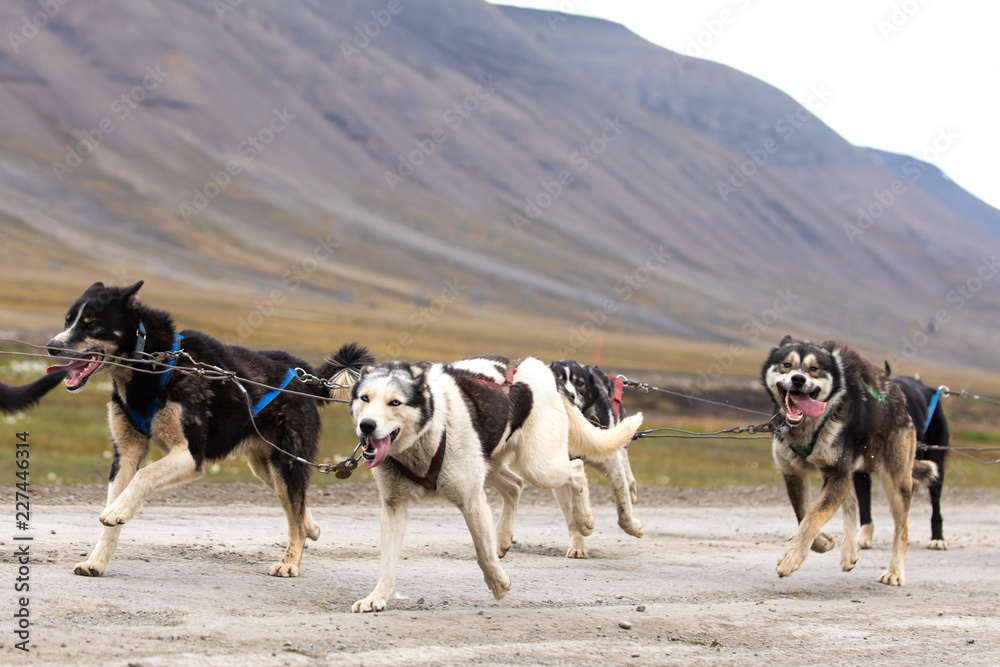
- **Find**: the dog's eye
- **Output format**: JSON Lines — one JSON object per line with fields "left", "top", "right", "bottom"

{"left": 574, "top": 378, "right": 585, "bottom": 386}
{"left": 809, "top": 366, "right": 819, "bottom": 373}
{"left": 388, "top": 399, "right": 401, "bottom": 407}
{"left": 360, "top": 395, "right": 369, "bottom": 403}
{"left": 781, "top": 363, "right": 792, "bottom": 370}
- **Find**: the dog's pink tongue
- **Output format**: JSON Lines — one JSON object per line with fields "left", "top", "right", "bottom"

{"left": 46, "top": 359, "right": 89, "bottom": 375}
{"left": 363, "top": 436, "right": 392, "bottom": 469}
{"left": 789, "top": 392, "right": 827, "bottom": 419}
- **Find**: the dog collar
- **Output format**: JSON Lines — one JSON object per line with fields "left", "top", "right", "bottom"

{"left": 788, "top": 411, "right": 833, "bottom": 459}
{"left": 863, "top": 381, "right": 887, "bottom": 406}
{"left": 132, "top": 321, "right": 147, "bottom": 359}
{"left": 391, "top": 429, "right": 447, "bottom": 491}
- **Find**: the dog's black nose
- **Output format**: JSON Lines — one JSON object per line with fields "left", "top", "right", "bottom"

{"left": 45, "top": 339, "right": 65, "bottom": 357}
{"left": 790, "top": 373, "right": 807, "bottom": 388}
{"left": 359, "top": 419, "right": 377, "bottom": 436}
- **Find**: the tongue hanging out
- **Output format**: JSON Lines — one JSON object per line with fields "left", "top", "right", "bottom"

{"left": 46, "top": 354, "right": 104, "bottom": 391}
{"left": 360, "top": 432, "right": 396, "bottom": 468}
{"left": 785, "top": 390, "right": 827, "bottom": 422}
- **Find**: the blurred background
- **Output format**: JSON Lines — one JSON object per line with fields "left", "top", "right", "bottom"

{"left": 1, "top": 0, "right": 997, "bottom": 487}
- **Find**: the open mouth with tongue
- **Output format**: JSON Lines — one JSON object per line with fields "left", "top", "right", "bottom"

{"left": 779, "top": 386, "right": 827, "bottom": 425}
{"left": 360, "top": 429, "right": 400, "bottom": 468}
{"left": 47, "top": 352, "right": 105, "bottom": 392}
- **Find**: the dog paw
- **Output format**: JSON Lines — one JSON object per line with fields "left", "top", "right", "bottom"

{"left": 927, "top": 539, "right": 948, "bottom": 551}
{"left": 99, "top": 505, "right": 134, "bottom": 527}
{"left": 486, "top": 571, "right": 511, "bottom": 601}
{"left": 811, "top": 532, "right": 835, "bottom": 553}
{"left": 73, "top": 561, "right": 106, "bottom": 577}
{"left": 776, "top": 546, "right": 806, "bottom": 578}
{"left": 878, "top": 569, "right": 905, "bottom": 586}
{"left": 619, "top": 517, "right": 643, "bottom": 538}
{"left": 858, "top": 523, "right": 874, "bottom": 549}
{"left": 351, "top": 595, "right": 387, "bottom": 613}
{"left": 840, "top": 546, "right": 859, "bottom": 572}
{"left": 497, "top": 530, "right": 514, "bottom": 559}
{"left": 268, "top": 562, "right": 301, "bottom": 578}
{"left": 566, "top": 545, "right": 588, "bottom": 559}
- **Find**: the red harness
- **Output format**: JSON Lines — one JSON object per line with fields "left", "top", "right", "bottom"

{"left": 472, "top": 365, "right": 517, "bottom": 395}
{"left": 391, "top": 429, "right": 447, "bottom": 491}
{"left": 610, "top": 376, "right": 624, "bottom": 423}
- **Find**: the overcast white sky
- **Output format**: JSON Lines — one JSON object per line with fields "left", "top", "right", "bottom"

{"left": 492, "top": 0, "right": 1000, "bottom": 212}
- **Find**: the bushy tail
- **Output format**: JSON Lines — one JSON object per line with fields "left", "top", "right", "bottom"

{"left": 563, "top": 395, "right": 643, "bottom": 460}
{"left": 316, "top": 343, "right": 374, "bottom": 402}
{"left": 0, "top": 371, "right": 67, "bottom": 414}
{"left": 912, "top": 459, "right": 939, "bottom": 488}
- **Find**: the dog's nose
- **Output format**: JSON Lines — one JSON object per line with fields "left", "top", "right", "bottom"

{"left": 46, "top": 339, "right": 65, "bottom": 357}
{"left": 790, "top": 373, "right": 807, "bottom": 389}
{"left": 359, "top": 419, "right": 377, "bottom": 436}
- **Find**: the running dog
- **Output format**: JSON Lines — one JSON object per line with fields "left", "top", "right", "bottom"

{"left": 762, "top": 336, "right": 937, "bottom": 586}
{"left": 855, "top": 373, "right": 951, "bottom": 550}
{"left": 0, "top": 371, "right": 67, "bottom": 413}
{"left": 347, "top": 354, "right": 643, "bottom": 612}
{"left": 45, "top": 281, "right": 371, "bottom": 578}
{"left": 550, "top": 359, "right": 641, "bottom": 557}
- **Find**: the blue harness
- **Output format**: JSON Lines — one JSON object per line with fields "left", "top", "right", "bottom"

{"left": 923, "top": 387, "right": 942, "bottom": 436}
{"left": 126, "top": 333, "right": 183, "bottom": 438}
{"left": 125, "top": 333, "right": 297, "bottom": 438}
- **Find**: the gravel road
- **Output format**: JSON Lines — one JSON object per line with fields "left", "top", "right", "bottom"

{"left": 2, "top": 484, "right": 997, "bottom": 665}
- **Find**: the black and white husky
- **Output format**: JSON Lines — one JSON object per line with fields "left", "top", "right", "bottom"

{"left": 45, "top": 281, "right": 370, "bottom": 578}
{"left": 347, "top": 354, "right": 643, "bottom": 612}
{"left": 762, "top": 336, "right": 937, "bottom": 586}
{"left": 549, "top": 359, "right": 641, "bottom": 558}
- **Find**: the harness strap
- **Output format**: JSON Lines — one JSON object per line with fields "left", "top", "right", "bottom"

{"left": 923, "top": 388, "right": 942, "bottom": 434}
{"left": 251, "top": 368, "right": 297, "bottom": 418}
{"left": 392, "top": 429, "right": 447, "bottom": 491}
{"left": 611, "top": 375, "right": 624, "bottom": 422}
{"left": 789, "top": 411, "right": 832, "bottom": 459}
{"left": 472, "top": 366, "right": 517, "bottom": 395}
{"left": 126, "top": 333, "right": 183, "bottom": 438}
{"left": 863, "top": 381, "right": 887, "bottom": 405}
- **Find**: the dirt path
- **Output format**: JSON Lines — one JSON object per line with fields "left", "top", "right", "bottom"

{"left": 2, "top": 484, "right": 998, "bottom": 665}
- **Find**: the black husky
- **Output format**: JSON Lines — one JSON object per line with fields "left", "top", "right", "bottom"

{"left": 46, "top": 281, "right": 371, "bottom": 577}
{"left": 0, "top": 371, "right": 67, "bottom": 413}
{"left": 854, "top": 374, "right": 950, "bottom": 550}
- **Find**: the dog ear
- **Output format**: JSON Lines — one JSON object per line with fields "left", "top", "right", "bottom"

{"left": 779, "top": 335, "right": 795, "bottom": 347}
{"left": 818, "top": 340, "right": 837, "bottom": 352}
{"left": 884, "top": 361, "right": 892, "bottom": 376}
{"left": 409, "top": 361, "right": 431, "bottom": 380}
{"left": 121, "top": 281, "right": 144, "bottom": 301}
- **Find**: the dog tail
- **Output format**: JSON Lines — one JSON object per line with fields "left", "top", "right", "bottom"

{"left": 316, "top": 342, "right": 374, "bottom": 402}
{"left": 563, "top": 395, "right": 643, "bottom": 460}
{"left": 0, "top": 370, "right": 67, "bottom": 414}
{"left": 912, "top": 459, "right": 939, "bottom": 488}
